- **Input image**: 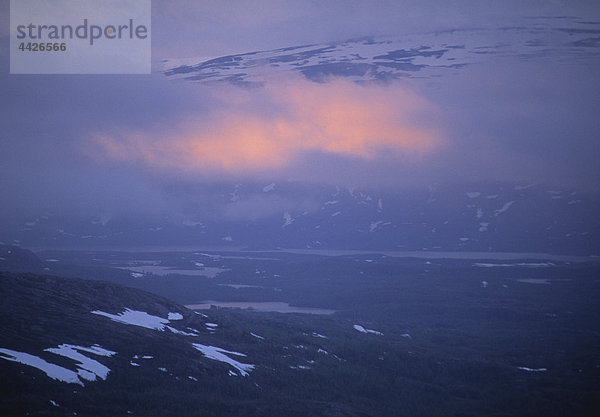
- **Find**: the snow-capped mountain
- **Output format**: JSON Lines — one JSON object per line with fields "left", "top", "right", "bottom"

{"left": 162, "top": 17, "right": 600, "bottom": 85}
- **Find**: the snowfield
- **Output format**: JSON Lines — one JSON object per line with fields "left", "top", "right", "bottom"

{"left": 91, "top": 308, "right": 198, "bottom": 336}
{"left": 45, "top": 344, "right": 115, "bottom": 381}
{"left": 0, "top": 348, "right": 83, "bottom": 385}
{"left": 92, "top": 309, "right": 170, "bottom": 330}
{"left": 0, "top": 343, "right": 116, "bottom": 385}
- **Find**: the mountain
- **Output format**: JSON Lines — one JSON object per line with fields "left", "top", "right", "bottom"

{"left": 0, "top": 245, "right": 44, "bottom": 273}
{"left": 0, "top": 272, "right": 378, "bottom": 416}
{"left": 162, "top": 18, "right": 600, "bottom": 86}
{"left": 2, "top": 256, "right": 600, "bottom": 416}
{"left": 2, "top": 182, "right": 599, "bottom": 255}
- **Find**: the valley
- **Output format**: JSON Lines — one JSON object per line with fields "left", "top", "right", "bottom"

{"left": 1, "top": 245, "right": 599, "bottom": 416}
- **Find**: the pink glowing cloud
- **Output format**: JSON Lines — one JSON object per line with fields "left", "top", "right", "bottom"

{"left": 93, "top": 78, "right": 442, "bottom": 174}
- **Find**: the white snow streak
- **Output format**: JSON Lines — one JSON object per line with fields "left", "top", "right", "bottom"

{"left": 0, "top": 348, "right": 82, "bottom": 385}
{"left": 91, "top": 308, "right": 197, "bottom": 336}
{"left": 353, "top": 325, "right": 383, "bottom": 336}
{"left": 192, "top": 344, "right": 255, "bottom": 376}
{"left": 517, "top": 366, "right": 547, "bottom": 372}
{"left": 0, "top": 344, "right": 115, "bottom": 386}
{"left": 92, "top": 309, "right": 170, "bottom": 330}
{"left": 494, "top": 201, "right": 515, "bottom": 216}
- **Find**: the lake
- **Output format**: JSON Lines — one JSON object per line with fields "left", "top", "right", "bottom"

{"left": 186, "top": 301, "right": 336, "bottom": 315}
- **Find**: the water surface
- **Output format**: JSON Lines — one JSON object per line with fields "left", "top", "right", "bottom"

{"left": 186, "top": 301, "right": 336, "bottom": 315}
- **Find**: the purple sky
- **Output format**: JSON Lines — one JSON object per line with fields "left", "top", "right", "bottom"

{"left": 150, "top": 0, "right": 600, "bottom": 58}
{"left": 1, "top": 0, "right": 599, "bottom": 221}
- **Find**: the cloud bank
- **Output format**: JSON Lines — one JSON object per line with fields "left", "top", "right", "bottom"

{"left": 93, "top": 78, "right": 442, "bottom": 174}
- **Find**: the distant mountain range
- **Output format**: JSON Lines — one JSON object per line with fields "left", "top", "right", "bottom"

{"left": 2, "top": 182, "right": 598, "bottom": 255}
{"left": 162, "top": 17, "right": 600, "bottom": 85}
{"left": 4, "top": 18, "right": 600, "bottom": 256}
{"left": 147, "top": 18, "right": 600, "bottom": 256}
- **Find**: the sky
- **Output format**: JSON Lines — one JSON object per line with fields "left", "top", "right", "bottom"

{"left": 0, "top": 0, "right": 599, "bottom": 223}
{"left": 150, "top": 0, "right": 600, "bottom": 58}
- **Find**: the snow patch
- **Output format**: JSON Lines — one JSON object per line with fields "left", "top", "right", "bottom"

{"left": 168, "top": 312, "right": 183, "bottom": 321}
{"left": 282, "top": 211, "right": 294, "bottom": 227}
{"left": 517, "top": 366, "right": 547, "bottom": 372}
{"left": 494, "top": 201, "right": 515, "bottom": 216}
{"left": 165, "top": 326, "right": 198, "bottom": 336}
{"left": 192, "top": 344, "right": 255, "bottom": 376}
{"left": 92, "top": 309, "right": 196, "bottom": 336}
{"left": 370, "top": 221, "right": 383, "bottom": 232}
{"left": 0, "top": 344, "right": 115, "bottom": 386}
{"left": 289, "top": 365, "right": 311, "bottom": 370}
{"left": 262, "top": 183, "right": 275, "bottom": 192}
{"left": 0, "top": 348, "right": 82, "bottom": 385}
{"left": 514, "top": 183, "right": 536, "bottom": 190}
{"left": 466, "top": 192, "right": 481, "bottom": 198}
{"left": 45, "top": 344, "right": 115, "bottom": 382}
{"left": 353, "top": 324, "right": 383, "bottom": 336}
{"left": 92, "top": 309, "right": 170, "bottom": 330}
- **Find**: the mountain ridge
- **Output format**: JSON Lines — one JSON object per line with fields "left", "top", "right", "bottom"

{"left": 162, "top": 19, "right": 600, "bottom": 86}
{"left": 2, "top": 182, "right": 598, "bottom": 255}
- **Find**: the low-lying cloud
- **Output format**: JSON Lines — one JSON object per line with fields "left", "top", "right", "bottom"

{"left": 93, "top": 78, "right": 442, "bottom": 175}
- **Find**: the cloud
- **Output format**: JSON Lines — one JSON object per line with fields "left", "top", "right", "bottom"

{"left": 92, "top": 77, "right": 442, "bottom": 175}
